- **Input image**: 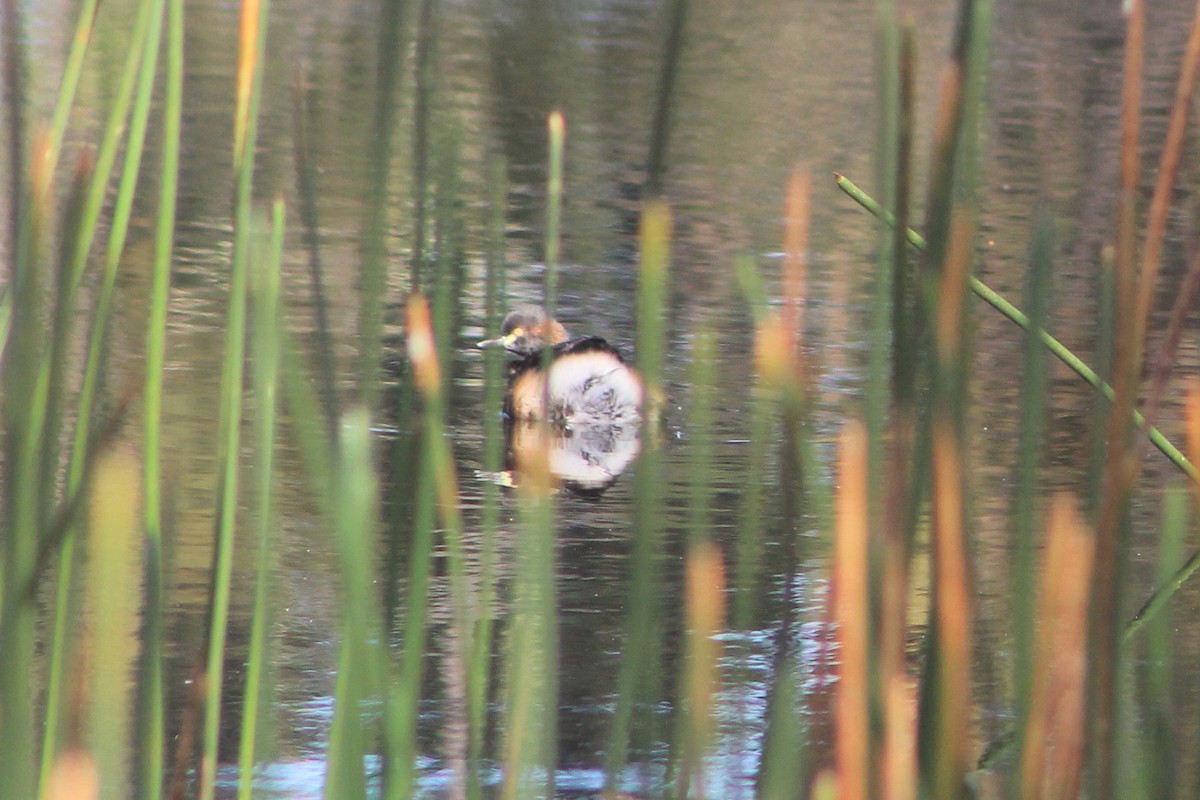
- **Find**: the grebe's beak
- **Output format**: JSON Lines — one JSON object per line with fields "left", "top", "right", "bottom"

{"left": 477, "top": 333, "right": 513, "bottom": 350}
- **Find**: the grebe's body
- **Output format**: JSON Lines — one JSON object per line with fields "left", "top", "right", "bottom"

{"left": 478, "top": 309, "right": 643, "bottom": 428}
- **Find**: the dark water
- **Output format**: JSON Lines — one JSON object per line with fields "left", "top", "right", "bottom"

{"left": 18, "top": 0, "right": 1200, "bottom": 796}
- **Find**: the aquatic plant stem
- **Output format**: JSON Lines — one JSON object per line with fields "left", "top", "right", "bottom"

{"left": 138, "top": 0, "right": 183, "bottom": 796}
{"left": 834, "top": 173, "right": 1198, "bottom": 483}
{"left": 468, "top": 156, "right": 508, "bottom": 800}
{"left": 199, "top": 2, "right": 270, "bottom": 797}
{"left": 238, "top": 201, "right": 285, "bottom": 800}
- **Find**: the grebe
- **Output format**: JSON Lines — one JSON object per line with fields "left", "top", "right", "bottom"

{"left": 477, "top": 308, "right": 643, "bottom": 428}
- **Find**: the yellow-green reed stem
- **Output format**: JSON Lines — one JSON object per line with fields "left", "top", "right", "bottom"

{"left": 45, "top": 0, "right": 98, "bottom": 178}
{"left": 1125, "top": 526, "right": 1200, "bottom": 642}
{"left": 279, "top": 336, "right": 336, "bottom": 521}
{"left": 36, "top": 25, "right": 166, "bottom": 766}
{"left": 0, "top": 288, "right": 10, "bottom": 360}
{"left": 64, "top": 0, "right": 164, "bottom": 501}
{"left": 411, "top": 292, "right": 474, "bottom": 796}
{"left": 200, "top": 2, "right": 270, "bottom": 796}
{"left": 730, "top": 259, "right": 779, "bottom": 630}
{"left": 673, "top": 327, "right": 716, "bottom": 797}
{"left": 757, "top": 668, "right": 804, "bottom": 799}
{"left": 410, "top": 0, "right": 435, "bottom": 292}
{"left": 238, "top": 200, "right": 285, "bottom": 800}
{"left": 331, "top": 408, "right": 389, "bottom": 799}
{"left": 500, "top": 114, "right": 562, "bottom": 798}
{"left": 734, "top": 254, "right": 769, "bottom": 322}
{"left": 681, "top": 542, "right": 725, "bottom": 800}
{"left": 37, "top": 152, "right": 93, "bottom": 799}
{"left": 500, "top": 479, "right": 558, "bottom": 800}
{"left": 686, "top": 329, "right": 716, "bottom": 544}
{"left": 355, "top": 0, "right": 409, "bottom": 415}
{"left": 84, "top": 449, "right": 143, "bottom": 799}
{"left": 502, "top": 116, "right": 563, "bottom": 800}
{"left": 3, "top": 0, "right": 27, "bottom": 261}
{"left": 1010, "top": 216, "right": 1053, "bottom": 772}
{"left": 603, "top": 201, "right": 672, "bottom": 794}
{"left": 543, "top": 112, "right": 564, "bottom": 365}
{"left": 324, "top": 641, "right": 369, "bottom": 800}
{"left": 389, "top": 453, "right": 437, "bottom": 798}
{"left": 469, "top": 156, "right": 508, "bottom": 800}
{"left": 1138, "top": 487, "right": 1189, "bottom": 792}
{"left": 731, "top": 337, "right": 772, "bottom": 629}
{"left": 1, "top": 130, "right": 52, "bottom": 800}
{"left": 138, "top": 0, "right": 182, "bottom": 796}
{"left": 279, "top": 337, "right": 360, "bottom": 797}
{"left": 891, "top": 26, "right": 916, "bottom": 407}
{"left": 835, "top": 174, "right": 1198, "bottom": 483}
{"left": 39, "top": 0, "right": 161, "bottom": 545}
{"left": 61, "top": 0, "right": 158, "bottom": 302}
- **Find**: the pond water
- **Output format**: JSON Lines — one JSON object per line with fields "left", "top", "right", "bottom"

{"left": 17, "top": 0, "right": 1200, "bottom": 796}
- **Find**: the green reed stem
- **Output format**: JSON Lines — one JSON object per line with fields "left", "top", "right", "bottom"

{"left": 731, "top": 347, "right": 772, "bottom": 628}
{"left": 85, "top": 450, "right": 143, "bottom": 798}
{"left": 686, "top": 328, "right": 716, "bottom": 545}
{"left": 3, "top": 0, "right": 27, "bottom": 265}
{"left": 390, "top": 451, "right": 436, "bottom": 798}
{"left": 677, "top": 327, "right": 716, "bottom": 797}
{"left": 138, "top": 1, "right": 182, "bottom": 796}
{"left": 604, "top": 201, "right": 672, "bottom": 795}
{"left": 330, "top": 408, "right": 388, "bottom": 800}
{"left": 325, "top": 639, "right": 368, "bottom": 800}
{"left": 37, "top": 25, "right": 166, "bottom": 773}
{"left": 500, "top": 484, "right": 558, "bottom": 800}
{"left": 63, "top": 0, "right": 158, "bottom": 303}
{"left": 0, "top": 144, "right": 46, "bottom": 800}
{"left": 200, "top": 2, "right": 270, "bottom": 795}
{"left": 500, "top": 110, "right": 564, "bottom": 800}
{"left": 421, "top": 318, "right": 474, "bottom": 799}
{"left": 44, "top": 0, "right": 98, "bottom": 180}
{"left": 36, "top": 151, "right": 93, "bottom": 800}
{"left": 835, "top": 173, "right": 1198, "bottom": 483}
{"left": 1010, "top": 215, "right": 1052, "bottom": 771}
{"left": 1139, "top": 486, "right": 1189, "bottom": 792}
{"left": 410, "top": 0, "right": 435, "bottom": 292}
{"left": 468, "top": 156, "right": 508, "bottom": 800}
{"left": 238, "top": 200, "right": 285, "bottom": 800}
{"left": 543, "top": 112, "right": 564, "bottom": 339}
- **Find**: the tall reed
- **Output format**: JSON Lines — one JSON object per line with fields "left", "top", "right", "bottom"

{"left": 197, "top": 2, "right": 271, "bottom": 797}
{"left": 138, "top": 0, "right": 184, "bottom": 796}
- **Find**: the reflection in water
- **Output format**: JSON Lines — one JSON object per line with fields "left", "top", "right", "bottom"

{"left": 501, "top": 417, "right": 642, "bottom": 496}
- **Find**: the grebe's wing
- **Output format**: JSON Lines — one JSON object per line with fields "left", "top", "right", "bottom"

{"left": 553, "top": 335, "right": 628, "bottom": 361}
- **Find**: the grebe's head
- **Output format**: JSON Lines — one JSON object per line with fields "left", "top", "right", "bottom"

{"left": 477, "top": 308, "right": 569, "bottom": 357}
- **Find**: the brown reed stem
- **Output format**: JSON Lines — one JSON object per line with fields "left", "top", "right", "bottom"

{"left": 834, "top": 421, "right": 869, "bottom": 800}
{"left": 1090, "top": 3, "right": 1144, "bottom": 795}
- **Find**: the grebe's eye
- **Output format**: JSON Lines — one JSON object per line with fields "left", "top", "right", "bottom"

{"left": 511, "top": 327, "right": 525, "bottom": 338}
